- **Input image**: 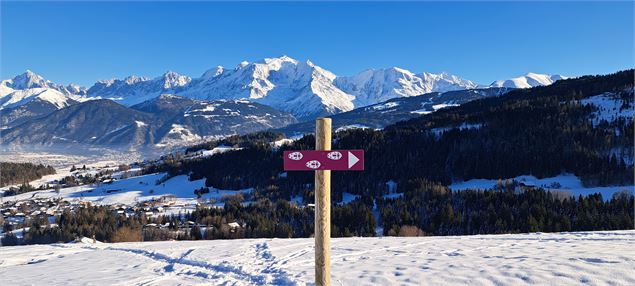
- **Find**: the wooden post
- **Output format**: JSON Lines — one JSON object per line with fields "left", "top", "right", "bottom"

{"left": 315, "top": 117, "right": 331, "bottom": 286}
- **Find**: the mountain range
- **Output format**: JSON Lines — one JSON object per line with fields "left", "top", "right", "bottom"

{"left": 1, "top": 56, "right": 568, "bottom": 150}
{"left": 1, "top": 56, "right": 566, "bottom": 118}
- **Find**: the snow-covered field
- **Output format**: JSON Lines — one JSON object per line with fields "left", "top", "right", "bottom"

{"left": 1, "top": 172, "right": 251, "bottom": 207}
{"left": 450, "top": 174, "right": 634, "bottom": 200}
{"left": 0, "top": 230, "right": 633, "bottom": 285}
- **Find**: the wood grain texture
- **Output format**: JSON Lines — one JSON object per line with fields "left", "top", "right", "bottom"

{"left": 315, "top": 117, "right": 331, "bottom": 286}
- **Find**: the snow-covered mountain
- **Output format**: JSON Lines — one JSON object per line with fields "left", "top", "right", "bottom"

{"left": 80, "top": 56, "right": 480, "bottom": 120}
{"left": 1, "top": 70, "right": 87, "bottom": 97}
{"left": 1, "top": 71, "right": 88, "bottom": 110}
{"left": 490, "top": 73, "right": 567, "bottom": 89}
{"left": 180, "top": 56, "right": 355, "bottom": 120}
{"left": 2, "top": 61, "right": 569, "bottom": 126}
{"left": 334, "top": 68, "right": 478, "bottom": 107}
{"left": 86, "top": 71, "right": 191, "bottom": 106}
{"left": 0, "top": 71, "right": 91, "bottom": 128}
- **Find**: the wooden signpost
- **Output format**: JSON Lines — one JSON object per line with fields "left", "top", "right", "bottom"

{"left": 283, "top": 118, "right": 365, "bottom": 286}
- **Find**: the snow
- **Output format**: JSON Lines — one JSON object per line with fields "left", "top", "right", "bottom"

{"left": 155, "top": 124, "right": 202, "bottom": 147}
{"left": 335, "top": 124, "right": 370, "bottom": 133}
{"left": 450, "top": 174, "right": 634, "bottom": 199}
{"left": 411, "top": 102, "right": 461, "bottom": 115}
{"left": 490, "top": 73, "right": 567, "bottom": 89}
{"left": 580, "top": 93, "right": 634, "bottom": 126}
{"left": 1, "top": 231, "right": 633, "bottom": 285}
{"left": 191, "top": 146, "right": 242, "bottom": 158}
{"left": 271, "top": 138, "right": 296, "bottom": 149}
{"left": 135, "top": 120, "right": 147, "bottom": 127}
{"left": 410, "top": 109, "right": 433, "bottom": 115}
{"left": 2, "top": 172, "right": 252, "bottom": 206}
{"left": 370, "top": 101, "right": 400, "bottom": 111}
{"left": 0, "top": 88, "right": 77, "bottom": 110}
{"left": 432, "top": 103, "right": 460, "bottom": 111}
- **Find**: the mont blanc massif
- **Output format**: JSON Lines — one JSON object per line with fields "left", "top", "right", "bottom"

{"left": 1, "top": 55, "right": 567, "bottom": 153}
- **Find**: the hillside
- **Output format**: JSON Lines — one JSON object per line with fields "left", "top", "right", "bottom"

{"left": 1, "top": 96, "right": 296, "bottom": 149}
{"left": 0, "top": 231, "right": 633, "bottom": 285}
{"left": 155, "top": 70, "right": 634, "bottom": 193}
{"left": 277, "top": 87, "right": 511, "bottom": 134}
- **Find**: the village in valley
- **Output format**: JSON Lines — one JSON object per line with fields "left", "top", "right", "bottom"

{"left": 0, "top": 153, "right": 253, "bottom": 245}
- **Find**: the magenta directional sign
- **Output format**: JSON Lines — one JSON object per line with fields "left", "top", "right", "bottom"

{"left": 283, "top": 150, "right": 364, "bottom": 171}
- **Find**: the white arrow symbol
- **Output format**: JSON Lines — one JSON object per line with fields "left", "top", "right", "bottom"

{"left": 348, "top": 151, "right": 359, "bottom": 169}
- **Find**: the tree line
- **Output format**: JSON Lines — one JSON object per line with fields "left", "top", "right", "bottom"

{"left": 0, "top": 162, "right": 56, "bottom": 187}
{"left": 3, "top": 185, "right": 632, "bottom": 246}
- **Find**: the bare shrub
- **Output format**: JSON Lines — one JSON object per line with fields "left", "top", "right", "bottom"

{"left": 397, "top": 225, "right": 425, "bottom": 237}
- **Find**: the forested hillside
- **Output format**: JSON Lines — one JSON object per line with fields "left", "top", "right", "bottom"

{"left": 148, "top": 70, "right": 633, "bottom": 192}
{"left": 134, "top": 70, "right": 634, "bottom": 237}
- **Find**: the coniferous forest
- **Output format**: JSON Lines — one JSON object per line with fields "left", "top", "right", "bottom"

{"left": 0, "top": 162, "right": 56, "bottom": 187}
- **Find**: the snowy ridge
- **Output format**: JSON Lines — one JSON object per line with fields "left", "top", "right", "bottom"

{"left": 0, "top": 70, "right": 87, "bottom": 96}
{"left": 0, "top": 71, "right": 90, "bottom": 110}
{"left": 1, "top": 231, "right": 633, "bottom": 285}
{"left": 87, "top": 71, "right": 192, "bottom": 106}
{"left": 490, "top": 73, "right": 567, "bottom": 88}
{"left": 334, "top": 68, "right": 477, "bottom": 107}
{"left": 3, "top": 60, "right": 568, "bottom": 120}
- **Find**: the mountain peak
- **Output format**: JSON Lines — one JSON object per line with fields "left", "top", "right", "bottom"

{"left": 123, "top": 75, "right": 148, "bottom": 85}
{"left": 263, "top": 55, "right": 298, "bottom": 65}
{"left": 159, "top": 71, "right": 191, "bottom": 89}
{"left": 10, "top": 70, "right": 49, "bottom": 89}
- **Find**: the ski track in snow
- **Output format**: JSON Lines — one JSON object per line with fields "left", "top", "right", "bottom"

{"left": 1, "top": 231, "right": 634, "bottom": 285}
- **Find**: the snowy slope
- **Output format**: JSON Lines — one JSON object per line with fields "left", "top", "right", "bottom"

{"left": 0, "top": 231, "right": 633, "bottom": 285}
{"left": 580, "top": 92, "right": 634, "bottom": 126}
{"left": 490, "top": 73, "right": 567, "bottom": 88}
{"left": 334, "top": 68, "right": 478, "bottom": 107}
{"left": 0, "top": 88, "right": 80, "bottom": 110}
{"left": 450, "top": 173, "right": 634, "bottom": 199}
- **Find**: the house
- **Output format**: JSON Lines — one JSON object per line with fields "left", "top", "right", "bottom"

{"left": 227, "top": 222, "right": 241, "bottom": 229}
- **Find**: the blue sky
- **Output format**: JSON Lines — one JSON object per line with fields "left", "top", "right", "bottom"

{"left": 2, "top": 1, "right": 633, "bottom": 86}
